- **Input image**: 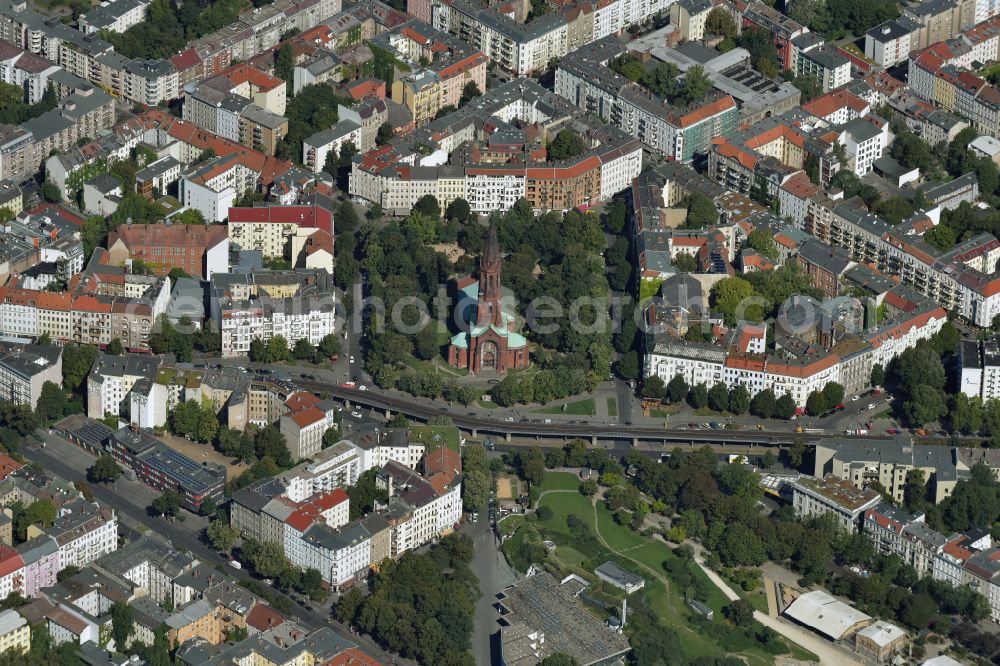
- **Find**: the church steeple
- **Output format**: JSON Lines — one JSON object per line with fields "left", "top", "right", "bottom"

{"left": 477, "top": 219, "right": 503, "bottom": 327}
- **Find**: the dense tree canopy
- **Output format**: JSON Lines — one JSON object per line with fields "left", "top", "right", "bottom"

{"left": 338, "top": 534, "right": 479, "bottom": 665}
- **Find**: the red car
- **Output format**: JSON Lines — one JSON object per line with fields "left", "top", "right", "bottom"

{"left": 886, "top": 428, "right": 900, "bottom": 435}
{"left": 341, "top": 382, "right": 356, "bottom": 389}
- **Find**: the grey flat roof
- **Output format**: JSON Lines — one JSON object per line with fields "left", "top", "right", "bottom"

{"left": 595, "top": 561, "right": 644, "bottom": 587}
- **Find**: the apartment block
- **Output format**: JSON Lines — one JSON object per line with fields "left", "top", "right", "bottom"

{"left": 210, "top": 269, "right": 336, "bottom": 358}
{"left": 379, "top": 20, "right": 487, "bottom": 127}
{"left": 0, "top": 609, "right": 29, "bottom": 654}
{"left": 351, "top": 78, "right": 642, "bottom": 214}
{"left": 791, "top": 475, "right": 881, "bottom": 532}
{"left": 555, "top": 37, "right": 737, "bottom": 164}
{"left": 107, "top": 223, "right": 229, "bottom": 280}
{"left": 0, "top": 341, "right": 61, "bottom": 409}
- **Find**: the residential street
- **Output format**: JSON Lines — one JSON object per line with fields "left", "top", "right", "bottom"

{"left": 23, "top": 430, "right": 411, "bottom": 666}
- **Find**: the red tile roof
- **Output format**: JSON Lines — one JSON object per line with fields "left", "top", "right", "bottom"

{"left": 0, "top": 454, "right": 23, "bottom": 481}
{"left": 227, "top": 203, "right": 333, "bottom": 233}
{"left": 328, "top": 648, "right": 384, "bottom": 666}
{"left": 0, "top": 546, "right": 23, "bottom": 578}
{"left": 677, "top": 95, "right": 736, "bottom": 128}
{"left": 289, "top": 406, "right": 326, "bottom": 429}
{"left": 245, "top": 603, "right": 285, "bottom": 632}
{"left": 802, "top": 90, "right": 869, "bottom": 119}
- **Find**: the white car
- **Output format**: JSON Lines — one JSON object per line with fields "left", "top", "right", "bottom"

{"left": 851, "top": 395, "right": 860, "bottom": 401}
{"left": 349, "top": 355, "right": 355, "bottom": 364}
{"left": 867, "top": 403, "right": 876, "bottom": 410}
{"left": 351, "top": 411, "right": 362, "bottom": 418}
{"left": 358, "top": 385, "right": 368, "bottom": 391}
{"left": 228, "top": 560, "right": 242, "bottom": 570}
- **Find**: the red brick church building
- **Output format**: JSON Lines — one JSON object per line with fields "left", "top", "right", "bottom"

{"left": 447, "top": 220, "right": 529, "bottom": 374}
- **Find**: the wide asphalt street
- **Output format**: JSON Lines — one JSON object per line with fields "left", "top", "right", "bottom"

{"left": 24, "top": 430, "right": 411, "bottom": 666}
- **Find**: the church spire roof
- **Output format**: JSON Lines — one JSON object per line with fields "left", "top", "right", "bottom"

{"left": 481, "top": 219, "right": 501, "bottom": 273}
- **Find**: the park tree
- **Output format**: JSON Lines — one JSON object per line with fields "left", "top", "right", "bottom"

{"left": 106, "top": 338, "right": 124, "bottom": 355}
{"left": 517, "top": 447, "right": 546, "bottom": 487}
{"left": 603, "top": 199, "right": 627, "bottom": 234}
{"left": 718, "top": 523, "right": 767, "bottom": 566}
{"left": 412, "top": 194, "right": 441, "bottom": 219}
{"left": 445, "top": 197, "right": 472, "bottom": 223}
{"left": 617, "top": 351, "right": 639, "bottom": 379}
{"left": 899, "top": 593, "right": 936, "bottom": 629}
{"left": 724, "top": 599, "right": 755, "bottom": 627}
{"left": 88, "top": 456, "right": 122, "bottom": 484}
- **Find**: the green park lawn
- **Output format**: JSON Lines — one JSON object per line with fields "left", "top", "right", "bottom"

{"left": 534, "top": 398, "right": 596, "bottom": 416}
{"left": 607, "top": 398, "right": 618, "bottom": 417}
{"left": 528, "top": 488, "right": 816, "bottom": 664}
{"left": 535, "top": 471, "right": 584, "bottom": 494}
